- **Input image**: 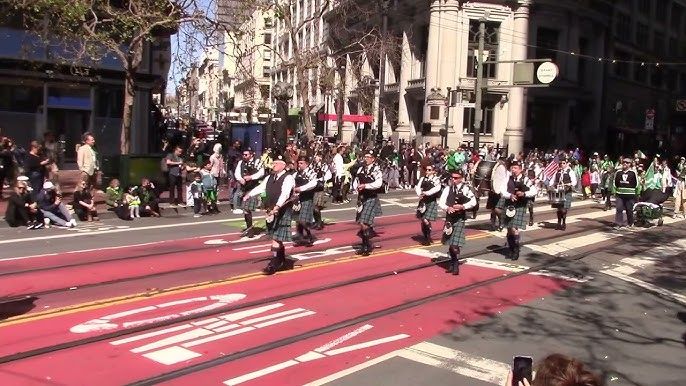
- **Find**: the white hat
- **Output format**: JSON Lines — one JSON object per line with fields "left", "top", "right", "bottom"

{"left": 17, "top": 175, "right": 29, "bottom": 182}
{"left": 43, "top": 181, "right": 55, "bottom": 190}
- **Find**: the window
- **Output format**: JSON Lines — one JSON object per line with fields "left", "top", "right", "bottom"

{"left": 655, "top": 1, "right": 667, "bottom": 21}
{"left": 535, "top": 27, "right": 560, "bottom": 61}
{"left": 653, "top": 32, "right": 665, "bottom": 56}
{"left": 467, "top": 20, "right": 499, "bottom": 79}
{"left": 613, "top": 51, "right": 631, "bottom": 78}
{"left": 96, "top": 87, "right": 124, "bottom": 118}
{"left": 614, "top": 12, "right": 632, "bottom": 40}
{"left": 672, "top": 4, "right": 683, "bottom": 30}
{"left": 264, "top": 33, "right": 272, "bottom": 45}
{"left": 264, "top": 50, "right": 272, "bottom": 61}
{"left": 638, "top": 0, "right": 651, "bottom": 15}
{"left": 264, "top": 17, "right": 273, "bottom": 27}
{"left": 0, "top": 84, "right": 42, "bottom": 113}
{"left": 462, "top": 106, "right": 494, "bottom": 135}
{"left": 636, "top": 23, "right": 649, "bottom": 47}
{"left": 262, "top": 66, "right": 271, "bottom": 78}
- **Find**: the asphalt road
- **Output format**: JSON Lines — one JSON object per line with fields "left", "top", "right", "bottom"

{"left": 0, "top": 189, "right": 684, "bottom": 386}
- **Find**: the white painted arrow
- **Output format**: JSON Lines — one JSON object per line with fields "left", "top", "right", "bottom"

{"left": 248, "top": 238, "right": 332, "bottom": 254}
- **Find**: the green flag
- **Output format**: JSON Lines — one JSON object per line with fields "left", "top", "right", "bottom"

{"left": 644, "top": 162, "right": 659, "bottom": 190}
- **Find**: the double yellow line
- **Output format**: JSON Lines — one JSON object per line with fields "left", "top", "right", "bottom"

{"left": 1, "top": 232, "right": 491, "bottom": 327}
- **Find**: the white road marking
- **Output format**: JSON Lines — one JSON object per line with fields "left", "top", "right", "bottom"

{"left": 526, "top": 216, "right": 685, "bottom": 255}
{"left": 248, "top": 238, "right": 331, "bottom": 254}
{"left": 223, "top": 325, "right": 409, "bottom": 385}
{"left": 305, "top": 341, "right": 509, "bottom": 386}
{"left": 142, "top": 346, "right": 201, "bottom": 365}
{"left": 599, "top": 240, "right": 686, "bottom": 305}
{"left": 204, "top": 239, "right": 230, "bottom": 245}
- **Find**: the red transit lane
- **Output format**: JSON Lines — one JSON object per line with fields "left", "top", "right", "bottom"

{"left": 0, "top": 214, "right": 485, "bottom": 299}
{"left": 0, "top": 250, "right": 574, "bottom": 386}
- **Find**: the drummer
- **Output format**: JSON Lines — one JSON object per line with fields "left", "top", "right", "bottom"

{"left": 501, "top": 160, "right": 537, "bottom": 260}
{"left": 549, "top": 158, "right": 577, "bottom": 230}
{"left": 415, "top": 164, "right": 443, "bottom": 245}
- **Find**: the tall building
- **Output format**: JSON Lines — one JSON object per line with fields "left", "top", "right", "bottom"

{"left": 0, "top": 10, "right": 172, "bottom": 157}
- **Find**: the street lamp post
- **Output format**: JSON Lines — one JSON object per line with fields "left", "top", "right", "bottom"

{"left": 273, "top": 81, "right": 293, "bottom": 152}
{"left": 376, "top": 0, "right": 390, "bottom": 146}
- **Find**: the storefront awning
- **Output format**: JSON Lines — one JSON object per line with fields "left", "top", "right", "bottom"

{"left": 317, "top": 113, "right": 373, "bottom": 123}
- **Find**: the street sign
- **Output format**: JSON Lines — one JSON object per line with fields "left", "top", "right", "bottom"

{"left": 536, "top": 62, "right": 559, "bottom": 84}
{"left": 646, "top": 108, "right": 656, "bottom": 119}
{"left": 676, "top": 100, "right": 686, "bottom": 112}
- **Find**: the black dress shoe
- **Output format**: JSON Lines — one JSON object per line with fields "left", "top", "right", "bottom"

{"left": 529, "top": 220, "right": 534, "bottom": 226}
{"left": 561, "top": 223, "right": 566, "bottom": 231}
{"left": 263, "top": 264, "right": 277, "bottom": 275}
{"left": 452, "top": 264, "right": 460, "bottom": 275}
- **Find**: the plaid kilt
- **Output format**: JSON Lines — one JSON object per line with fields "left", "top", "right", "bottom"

{"left": 495, "top": 196, "right": 506, "bottom": 210}
{"left": 417, "top": 199, "right": 438, "bottom": 221}
{"left": 442, "top": 218, "right": 467, "bottom": 246}
{"left": 267, "top": 207, "right": 293, "bottom": 242}
{"left": 313, "top": 191, "right": 328, "bottom": 208}
{"left": 356, "top": 196, "right": 381, "bottom": 226}
{"left": 232, "top": 188, "right": 259, "bottom": 211}
{"left": 295, "top": 198, "right": 315, "bottom": 224}
{"left": 502, "top": 202, "right": 528, "bottom": 230}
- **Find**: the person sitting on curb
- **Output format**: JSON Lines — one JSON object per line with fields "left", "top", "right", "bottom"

{"left": 72, "top": 180, "right": 99, "bottom": 222}
{"left": 139, "top": 177, "right": 161, "bottom": 217}
{"left": 37, "top": 181, "right": 76, "bottom": 228}
{"left": 105, "top": 178, "right": 131, "bottom": 220}
{"left": 5, "top": 178, "right": 43, "bottom": 229}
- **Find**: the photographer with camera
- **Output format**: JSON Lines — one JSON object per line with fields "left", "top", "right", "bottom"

{"left": 37, "top": 181, "right": 76, "bottom": 228}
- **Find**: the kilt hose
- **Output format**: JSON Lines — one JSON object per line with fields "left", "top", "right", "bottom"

{"left": 503, "top": 201, "right": 528, "bottom": 230}
{"left": 267, "top": 207, "right": 293, "bottom": 242}
{"left": 356, "top": 196, "right": 382, "bottom": 226}
{"left": 295, "top": 198, "right": 315, "bottom": 224}
{"left": 313, "top": 191, "right": 328, "bottom": 208}
{"left": 417, "top": 199, "right": 439, "bottom": 221}
{"left": 442, "top": 217, "right": 467, "bottom": 247}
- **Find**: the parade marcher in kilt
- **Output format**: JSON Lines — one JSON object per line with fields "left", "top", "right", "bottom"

{"left": 234, "top": 148, "right": 265, "bottom": 238}
{"left": 354, "top": 150, "right": 383, "bottom": 256}
{"left": 549, "top": 159, "right": 577, "bottom": 230}
{"left": 501, "top": 160, "right": 537, "bottom": 260}
{"left": 244, "top": 155, "right": 295, "bottom": 274}
{"left": 438, "top": 169, "right": 477, "bottom": 275}
{"left": 415, "top": 164, "right": 442, "bottom": 245}
{"left": 293, "top": 156, "right": 319, "bottom": 246}
{"left": 311, "top": 152, "right": 332, "bottom": 230}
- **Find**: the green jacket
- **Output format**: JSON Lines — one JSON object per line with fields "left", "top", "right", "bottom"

{"left": 105, "top": 186, "right": 123, "bottom": 207}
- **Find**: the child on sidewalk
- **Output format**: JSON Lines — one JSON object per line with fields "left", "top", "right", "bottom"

{"left": 201, "top": 161, "right": 218, "bottom": 214}
{"left": 189, "top": 172, "right": 205, "bottom": 218}
{"left": 125, "top": 186, "right": 141, "bottom": 218}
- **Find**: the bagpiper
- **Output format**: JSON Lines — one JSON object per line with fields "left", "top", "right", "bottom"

{"left": 234, "top": 148, "right": 265, "bottom": 238}
{"left": 354, "top": 149, "right": 383, "bottom": 256}
{"left": 311, "top": 152, "right": 332, "bottom": 230}
{"left": 549, "top": 158, "right": 577, "bottom": 230}
{"left": 293, "top": 155, "right": 318, "bottom": 246}
{"left": 415, "top": 163, "right": 442, "bottom": 245}
{"left": 243, "top": 155, "right": 295, "bottom": 274}
{"left": 501, "top": 160, "right": 537, "bottom": 260}
{"left": 438, "top": 169, "right": 477, "bottom": 275}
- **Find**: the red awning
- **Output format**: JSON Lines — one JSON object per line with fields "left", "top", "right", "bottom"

{"left": 317, "top": 113, "right": 373, "bottom": 123}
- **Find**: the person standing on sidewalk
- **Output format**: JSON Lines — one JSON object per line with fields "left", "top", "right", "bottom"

{"left": 209, "top": 143, "right": 225, "bottom": 211}
{"left": 76, "top": 132, "right": 98, "bottom": 191}
{"left": 165, "top": 146, "right": 184, "bottom": 207}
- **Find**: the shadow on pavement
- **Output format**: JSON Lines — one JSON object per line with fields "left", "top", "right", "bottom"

{"left": 0, "top": 296, "right": 38, "bottom": 321}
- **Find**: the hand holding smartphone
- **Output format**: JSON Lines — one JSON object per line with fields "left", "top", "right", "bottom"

{"left": 512, "top": 356, "right": 533, "bottom": 386}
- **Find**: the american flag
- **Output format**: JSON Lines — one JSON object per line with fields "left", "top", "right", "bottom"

{"left": 542, "top": 157, "right": 560, "bottom": 181}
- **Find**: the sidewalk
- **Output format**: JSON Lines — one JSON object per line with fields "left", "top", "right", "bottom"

{"left": 0, "top": 170, "right": 237, "bottom": 217}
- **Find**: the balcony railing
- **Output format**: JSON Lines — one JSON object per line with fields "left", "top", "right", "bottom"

{"left": 383, "top": 82, "right": 399, "bottom": 93}
{"left": 406, "top": 78, "right": 425, "bottom": 90}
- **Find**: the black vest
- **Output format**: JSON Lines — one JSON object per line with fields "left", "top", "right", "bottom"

{"left": 446, "top": 184, "right": 468, "bottom": 221}
{"left": 240, "top": 159, "right": 260, "bottom": 190}
{"left": 265, "top": 172, "right": 289, "bottom": 209}
{"left": 295, "top": 168, "right": 315, "bottom": 200}
{"left": 420, "top": 177, "right": 440, "bottom": 200}
{"left": 358, "top": 164, "right": 380, "bottom": 198}
{"left": 507, "top": 175, "right": 530, "bottom": 207}
{"left": 555, "top": 170, "right": 573, "bottom": 191}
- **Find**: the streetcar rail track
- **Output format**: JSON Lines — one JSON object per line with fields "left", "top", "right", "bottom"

{"left": 0, "top": 218, "right": 647, "bottom": 365}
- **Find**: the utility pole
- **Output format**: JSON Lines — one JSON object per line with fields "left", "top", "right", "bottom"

{"left": 444, "top": 86, "right": 451, "bottom": 148}
{"left": 376, "top": 0, "right": 390, "bottom": 146}
{"left": 473, "top": 16, "right": 486, "bottom": 153}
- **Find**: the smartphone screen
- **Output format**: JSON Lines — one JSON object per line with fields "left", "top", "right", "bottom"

{"left": 512, "top": 356, "right": 533, "bottom": 385}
